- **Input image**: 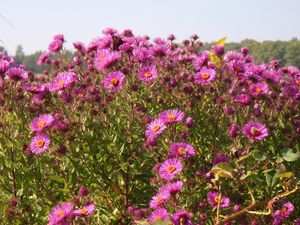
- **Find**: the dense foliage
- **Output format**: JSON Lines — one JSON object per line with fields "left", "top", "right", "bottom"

{"left": 0, "top": 29, "right": 300, "bottom": 225}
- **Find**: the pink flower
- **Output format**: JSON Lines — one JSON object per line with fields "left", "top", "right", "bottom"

{"left": 94, "top": 49, "right": 120, "bottom": 71}
{"left": 49, "top": 72, "right": 78, "bottom": 92}
{"left": 194, "top": 67, "right": 217, "bottom": 84}
{"left": 48, "top": 202, "right": 73, "bottom": 225}
{"left": 249, "top": 82, "right": 269, "bottom": 96}
{"left": 29, "top": 133, "right": 51, "bottom": 154}
{"left": 273, "top": 201, "right": 294, "bottom": 219}
{"left": 150, "top": 191, "right": 170, "bottom": 209}
{"left": 102, "top": 71, "right": 125, "bottom": 93}
{"left": 72, "top": 204, "right": 95, "bottom": 216}
{"left": 243, "top": 121, "right": 268, "bottom": 141}
{"left": 158, "top": 181, "right": 183, "bottom": 195}
{"left": 207, "top": 191, "right": 230, "bottom": 208}
{"left": 169, "top": 142, "right": 195, "bottom": 158}
{"left": 159, "top": 158, "right": 183, "bottom": 180}
{"left": 138, "top": 65, "right": 157, "bottom": 82}
{"left": 5, "top": 67, "right": 28, "bottom": 81}
{"left": 30, "top": 114, "right": 54, "bottom": 132}
{"left": 158, "top": 109, "right": 185, "bottom": 124}
{"left": 145, "top": 119, "right": 166, "bottom": 139}
{"left": 148, "top": 208, "right": 169, "bottom": 224}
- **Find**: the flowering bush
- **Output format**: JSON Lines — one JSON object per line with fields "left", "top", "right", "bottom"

{"left": 0, "top": 28, "right": 300, "bottom": 225}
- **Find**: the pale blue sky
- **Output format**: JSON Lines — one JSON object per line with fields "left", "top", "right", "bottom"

{"left": 1, "top": 0, "right": 300, "bottom": 54}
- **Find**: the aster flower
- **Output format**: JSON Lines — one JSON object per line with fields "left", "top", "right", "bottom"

{"left": 212, "top": 153, "right": 230, "bottom": 165}
{"left": 159, "top": 181, "right": 183, "bottom": 195}
{"left": 194, "top": 67, "right": 216, "bottom": 84}
{"left": 0, "top": 59, "right": 10, "bottom": 74}
{"left": 273, "top": 201, "right": 294, "bottom": 219}
{"left": 207, "top": 191, "right": 230, "bottom": 208}
{"left": 145, "top": 119, "right": 166, "bottom": 139}
{"left": 5, "top": 67, "right": 28, "bottom": 81}
{"left": 48, "top": 202, "right": 73, "bottom": 225}
{"left": 133, "top": 47, "right": 153, "bottom": 63}
{"left": 234, "top": 93, "right": 251, "bottom": 105}
{"left": 158, "top": 109, "right": 185, "bottom": 124}
{"left": 102, "top": 71, "right": 125, "bottom": 93}
{"left": 249, "top": 82, "right": 269, "bottom": 96}
{"left": 193, "top": 51, "right": 210, "bottom": 70}
{"left": 243, "top": 121, "right": 268, "bottom": 141}
{"left": 94, "top": 49, "right": 120, "bottom": 71}
{"left": 37, "top": 52, "right": 49, "bottom": 65}
{"left": 169, "top": 142, "right": 195, "bottom": 158}
{"left": 159, "top": 158, "right": 183, "bottom": 180}
{"left": 282, "top": 86, "right": 299, "bottom": 98}
{"left": 49, "top": 72, "right": 78, "bottom": 92}
{"left": 138, "top": 65, "right": 157, "bottom": 82}
{"left": 150, "top": 191, "right": 170, "bottom": 209}
{"left": 72, "top": 204, "right": 95, "bottom": 217}
{"left": 148, "top": 208, "right": 169, "bottom": 224}
{"left": 22, "top": 83, "right": 47, "bottom": 94}
{"left": 48, "top": 39, "right": 63, "bottom": 52}
{"left": 171, "top": 210, "right": 193, "bottom": 225}
{"left": 29, "top": 133, "right": 51, "bottom": 154}
{"left": 30, "top": 114, "right": 54, "bottom": 132}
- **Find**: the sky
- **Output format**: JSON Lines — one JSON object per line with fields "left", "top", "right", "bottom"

{"left": 1, "top": 0, "right": 300, "bottom": 54}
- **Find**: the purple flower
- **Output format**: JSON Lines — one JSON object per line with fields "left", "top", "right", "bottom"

{"left": 138, "top": 65, "right": 157, "bottom": 82}
{"left": 102, "top": 71, "right": 125, "bottom": 93}
{"left": 169, "top": 142, "right": 195, "bottom": 158}
{"left": 212, "top": 153, "right": 230, "bottom": 165}
{"left": 207, "top": 191, "right": 230, "bottom": 208}
{"left": 94, "top": 49, "right": 120, "bottom": 71}
{"left": 194, "top": 67, "right": 216, "bottom": 84}
{"left": 72, "top": 204, "right": 95, "bottom": 216}
{"left": 145, "top": 119, "right": 167, "bottom": 139}
{"left": 193, "top": 51, "right": 210, "bottom": 70}
{"left": 234, "top": 93, "right": 251, "bottom": 105}
{"left": 243, "top": 121, "right": 268, "bottom": 141}
{"left": 150, "top": 191, "right": 170, "bottom": 209}
{"left": 171, "top": 210, "right": 193, "bottom": 225}
{"left": 29, "top": 133, "right": 51, "bottom": 154}
{"left": 49, "top": 72, "right": 78, "bottom": 92}
{"left": 48, "top": 39, "right": 63, "bottom": 52}
{"left": 5, "top": 67, "right": 28, "bottom": 81}
{"left": 0, "top": 59, "right": 10, "bottom": 74}
{"left": 158, "top": 109, "right": 185, "bottom": 124}
{"left": 273, "top": 201, "right": 294, "bottom": 219}
{"left": 148, "top": 208, "right": 169, "bottom": 224}
{"left": 30, "top": 114, "right": 54, "bottom": 132}
{"left": 37, "top": 52, "right": 49, "bottom": 65}
{"left": 159, "top": 158, "right": 183, "bottom": 180}
{"left": 228, "top": 123, "right": 239, "bottom": 138}
{"left": 48, "top": 202, "right": 73, "bottom": 225}
{"left": 159, "top": 181, "right": 183, "bottom": 195}
{"left": 249, "top": 82, "right": 269, "bottom": 96}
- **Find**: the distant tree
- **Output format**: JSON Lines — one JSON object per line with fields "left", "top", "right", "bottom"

{"left": 14, "top": 45, "right": 25, "bottom": 64}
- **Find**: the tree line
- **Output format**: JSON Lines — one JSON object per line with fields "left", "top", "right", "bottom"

{"left": 1, "top": 38, "right": 300, "bottom": 74}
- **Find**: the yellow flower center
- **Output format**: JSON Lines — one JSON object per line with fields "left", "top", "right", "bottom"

{"left": 154, "top": 216, "right": 162, "bottom": 221}
{"left": 201, "top": 73, "right": 210, "bottom": 80}
{"left": 151, "top": 125, "right": 161, "bottom": 132}
{"left": 98, "top": 54, "right": 106, "bottom": 60}
{"left": 280, "top": 207, "right": 287, "bottom": 215}
{"left": 36, "top": 140, "right": 45, "bottom": 148}
{"left": 236, "top": 66, "right": 241, "bottom": 72}
{"left": 80, "top": 208, "right": 88, "bottom": 214}
{"left": 214, "top": 196, "right": 220, "bottom": 203}
{"left": 250, "top": 127, "right": 261, "bottom": 136}
{"left": 57, "top": 81, "right": 65, "bottom": 87}
{"left": 255, "top": 87, "right": 262, "bottom": 93}
{"left": 57, "top": 209, "right": 65, "bottom": 217}
{"left": 144, "top": 71, "right": 153, "bottom": 77}
{"left": 110, "top": 78, "right": 119, "bottom": 86}
{"left": 167, "top": 165, "right": 176, "bottom": 173}
{"left": 38, "top": 120, "right": 46, "bottom": 127}
{"left": 156, "top": 196, "right": 164, "bottom": 203}
{"left": 167, "top": 114, "right": 176, "bottom": 120}
{"left": 296, "top": 80, "right": 300, "bottom": 86}
{"left": 178, "top": 147, "right": 187, "bottom": 154}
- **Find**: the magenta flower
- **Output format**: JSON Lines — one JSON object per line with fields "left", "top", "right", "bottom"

{"left": 145, "top": 119, "right": 166, "bottom": 139}
{"left": 171, "top": 210, "right": 193, "bottom": 225}
{"left": 148, "top": 208, "right": 169, "bottom": 224}
{"left": 48, "top": 202, "right": 73, "bottom": 225}
{"left": 273, "top": 201, "right": 294, "bottom": 219}
{"left": 150, "top": 191, "right": 170, "bottom": 209}
{"left": 5, "top": 67, "right": 28, "bottom": 81}
{"left": 0, "top": 59, "right": 10, "bottom": 74}
{"left": 138, "top": 65, "right": 157, "bottom": 82}
{"left": 249, "top": 82, "right": 269, "bottom": 96}
{"left": 234, "top": 93, "right": 251, "bottom": 105}
{"left": 243, "top": 121, "right": 268, "bottom": 141}
{"left": 48, "top": 39, "right": 63, "bottom": 52}
{"left": 37, "top": 52, "right": 49, "bottom": 65}
{"left": 22, "top": 83, "right": 47, "bottom": 94}
{"left": 194, "top": 67, "right": 216, "bottom": 84}
{"left": 193, "top": 51, "right": 210, "bottom": 70}
{"left": 94, "top": 49, "right": 120, "bottom": 71}
{"left": 158, "top": 109, "right": 185, "bottom": 124}
{"left": 30, "top": 114, "right": 54, "bottom": 132}
{"left": 29, "top": 133, "right": 51, "bottom": 154}
{"left": 102, "top": 71, "right": 125, "bottom": 92}
{"left": 159, "top": 158, "right": 183, "bottom": 180}
{"left": 169, "top": 142, "right": 195, "bottom": 158}
{"left": 159, "top": 181, "right": 183, "bottom": 195}
{"left": 207, "top": 191, "right": 230, "bottom": 208}
{"left": 72, "top": 204, "right": 95, "bottom": 216}
{"left": 49, "top": 72, "right": 78, "bottom": 92}
{"left": 212, "top": 153, "right": 230, "bottom": 165}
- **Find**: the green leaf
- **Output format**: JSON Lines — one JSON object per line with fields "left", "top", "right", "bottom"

{"left": 251, "top": 150, "right": 267, "bottom": 161}
{"left": 211, "top": 162, "right": 233, "bottom": 178}
{"left": 280, "top": 148, "right": 300, "bottom": 162}
{"left": 275, "top": 171, "right": 294, "bottom": 178}
{"left": 264, "top": 169, "right": 279, "bottom": 187}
